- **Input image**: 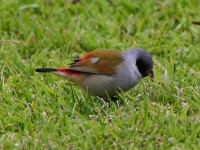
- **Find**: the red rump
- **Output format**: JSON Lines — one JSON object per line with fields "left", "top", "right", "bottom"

{"left": 79, "top": 53, "right": 91, "bottom": 60}
{"left": 57, "top": 68, "right": 80, "bottom": 75}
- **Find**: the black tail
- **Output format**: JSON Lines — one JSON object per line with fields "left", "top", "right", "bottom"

{"left": 35, "top": 68, "right": 57, "bottom": 72}
{"left": 192, "top": 22, "right": 200, "bottom": 25}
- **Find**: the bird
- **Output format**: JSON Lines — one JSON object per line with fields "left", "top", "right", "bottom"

{"left": 35, "top": 48, "right": 154, "bottom": 97}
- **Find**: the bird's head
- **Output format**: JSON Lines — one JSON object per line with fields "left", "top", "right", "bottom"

{"left": 127, "top": 48, "right": 154, "bottom": 79}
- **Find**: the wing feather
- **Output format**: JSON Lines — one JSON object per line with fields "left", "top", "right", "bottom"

{"left": 68, "top": 50, "right": 124, "bottom": 75}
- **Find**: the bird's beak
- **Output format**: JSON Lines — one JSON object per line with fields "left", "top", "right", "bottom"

{"left": 146, "top": 70, "right": 154, "bottom": 79}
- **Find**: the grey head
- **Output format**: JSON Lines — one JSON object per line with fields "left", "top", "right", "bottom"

{"left": 126, "top": 48, "right": 154, "bottom": 78}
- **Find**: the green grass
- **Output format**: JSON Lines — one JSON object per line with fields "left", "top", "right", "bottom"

{"left": 0, "top": 0, "right": 200, "bottom": 149}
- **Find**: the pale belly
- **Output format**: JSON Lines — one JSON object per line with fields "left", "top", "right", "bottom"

{"left": 79, "top": 73, "right": 139, "bottom": 97}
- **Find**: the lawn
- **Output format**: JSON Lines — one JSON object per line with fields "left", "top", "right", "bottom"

{"left": 0, "top": 0, "right": 200, "bottom": 149}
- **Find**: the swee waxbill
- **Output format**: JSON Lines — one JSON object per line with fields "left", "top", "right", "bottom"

{"left": 35, "top": 48, "right": 154, "bottom": 97}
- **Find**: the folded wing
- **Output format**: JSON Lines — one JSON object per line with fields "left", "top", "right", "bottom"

{"left": 67, "top": 50, "right": 124, "bottom": 76}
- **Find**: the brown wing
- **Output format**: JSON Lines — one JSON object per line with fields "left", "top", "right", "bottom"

{"left": 67, "top": 50, "right": 124, "bottom": 75}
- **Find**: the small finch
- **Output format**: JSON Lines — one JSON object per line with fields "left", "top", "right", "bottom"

{"left": 36, "top": 48, "right": 154, "bottom": 97}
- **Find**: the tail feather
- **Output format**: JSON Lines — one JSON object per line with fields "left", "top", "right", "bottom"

{"left": 35, "top": 67, "right": 82, "bottom": 82}
{"left": 192, "top": 22, "right": 200, "bottom": 25}
{"left": 35, "top": 68, "right": 57, "bottom": 72}
{"left": 35, "top": 67, "right": 80, "bottom": 75}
